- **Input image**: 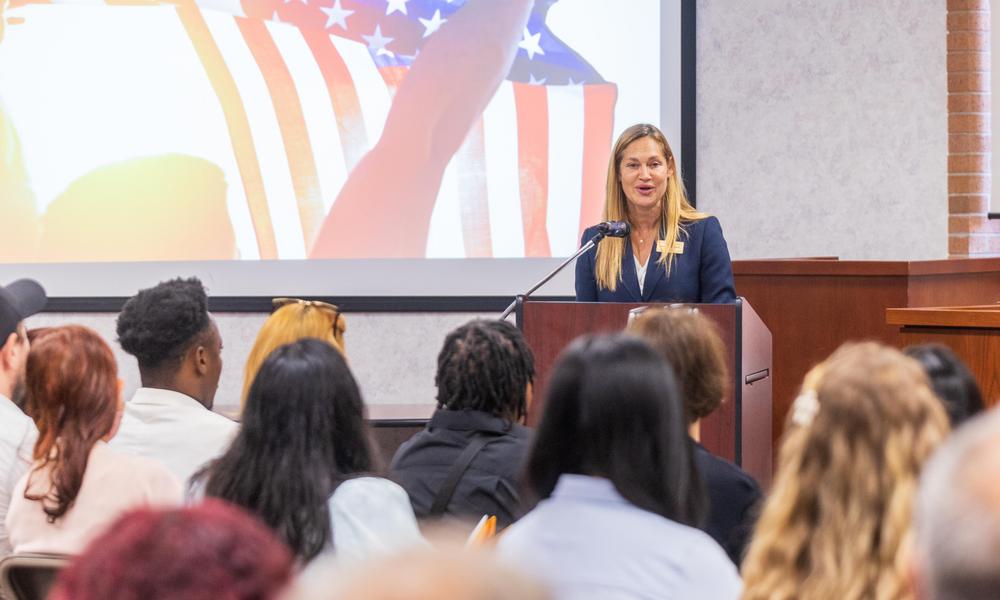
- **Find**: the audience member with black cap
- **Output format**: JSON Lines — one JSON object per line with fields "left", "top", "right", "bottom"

{"left": 390, "top": 320, "right": 535, "bottom": 530}
{"left": 0, "top": 278, "right": 45, "bottom": 555}
{"left": 109, "top": 277, "right": 236, "bottom": 485}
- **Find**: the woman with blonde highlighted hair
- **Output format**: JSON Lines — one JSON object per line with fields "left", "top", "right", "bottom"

{"left": 241, "top": 298, "right": 345, "bottom": 408}
{"left": 575, "top": 123, "right": 735, "bottom": 303}
{"left": 741, "top": 342, "right": 950, "bottom": 600}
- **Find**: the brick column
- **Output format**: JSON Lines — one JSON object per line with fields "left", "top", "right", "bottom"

{"left": 948, "top": 0, "right": 995, "bottom": 256}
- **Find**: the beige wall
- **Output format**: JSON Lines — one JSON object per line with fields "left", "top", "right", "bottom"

{"left": 27, "top": 311, "right": 492, "bottom": 418}
{"left": 696, "top": 0, "right": 948, "bottom": 260}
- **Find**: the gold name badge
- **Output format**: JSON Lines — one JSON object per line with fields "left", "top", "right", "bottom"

{"left": 657, "top": 240, "right": 684, "bottom": 254}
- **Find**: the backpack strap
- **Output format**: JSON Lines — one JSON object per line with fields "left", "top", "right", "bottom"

{"left": 430, "top": 435, "right": 493, "bottom": 517}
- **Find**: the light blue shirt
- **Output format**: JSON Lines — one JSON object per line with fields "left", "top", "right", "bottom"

{"left": 497, "top": 474, "right": 741, "bottom": 600}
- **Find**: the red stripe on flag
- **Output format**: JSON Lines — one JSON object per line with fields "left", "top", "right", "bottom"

{"left": 513, "top": 83, "right": 551, "bottom": 257}
{"left": 238, "top": 18, "right": 325, "bottom": 247}
{"left": 300, "top": 29, "right": 368, "bottom": 173}
{"left": 378, "top": 65, "right": 409, "bottom": 99}
{"left": 176, "top": 4, "right": 278, "bottom": 259}
{"left": 457, "top": 119, "right": 492, "bottom": 258}
{"left": 579, "top": 83, "right": 617, "bottom": 240}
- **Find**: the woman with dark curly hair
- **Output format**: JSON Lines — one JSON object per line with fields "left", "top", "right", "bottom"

{"left": 6, "top": 326, "right": 181, "bottom": 554}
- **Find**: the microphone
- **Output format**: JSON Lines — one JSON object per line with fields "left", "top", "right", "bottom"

{"left": 595, "top": 220, "right": 631, "bottom": 238}
{"left": 497, "top": 220, "right": 631, "bottom": 320}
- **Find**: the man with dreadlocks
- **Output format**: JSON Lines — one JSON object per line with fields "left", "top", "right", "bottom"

{"left": 390, "top": 320, "right": 534, "bottom": 531}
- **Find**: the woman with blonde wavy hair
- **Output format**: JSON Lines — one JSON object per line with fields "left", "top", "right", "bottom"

{"left": 575, "top": 123, "right": 735, "bottom": 303}
{"left": 240, "top": 298, "right": 346, "bottom": 408}
{"left": 741, "top": 342, "right": 950, "bottom": 600}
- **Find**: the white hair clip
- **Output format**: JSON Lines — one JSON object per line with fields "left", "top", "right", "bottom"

{"left": 791, "top": 390, "right": 820, "bottom": 427}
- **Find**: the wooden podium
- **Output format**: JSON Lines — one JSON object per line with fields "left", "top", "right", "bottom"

{"left": 515, "top": 299, "right": 773, "bottom": 487}
{"left": 887, "top": 305, "right": 1000, "bottom": 408}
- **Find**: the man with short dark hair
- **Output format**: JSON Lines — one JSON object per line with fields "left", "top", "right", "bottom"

{"left": 109, "top": 277, "right": 235, "bottom": 485}
{"left": 390, "top": 320, "right": 534, "bottom": 530}
{"left": 0, "top": 278, "right": 46, "bottom": 554}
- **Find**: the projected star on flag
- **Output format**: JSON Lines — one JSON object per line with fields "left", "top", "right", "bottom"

{"left": 386, "top": 0, "right": 409, "bottom": 16}
{"left": 418, "top": 9, "right": 446, "bottom": 37}
{"left": 362, "top": 24, "right": 394, "bottom": 57}
{"left": 519, "top": 27, "right": 544, "bottom": 60}
{"left": 320, "top": 0, "right": 353, "bottom": 30}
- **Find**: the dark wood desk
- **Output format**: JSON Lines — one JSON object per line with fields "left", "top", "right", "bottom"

{"left": 735, "top": 258, "right": 1000, "bottom": 448}
{"left": 887, "top": 305, "right": 1000, "bottom": 408}
{"left": 367, "top": 404, "right": 435, "bottom": 464}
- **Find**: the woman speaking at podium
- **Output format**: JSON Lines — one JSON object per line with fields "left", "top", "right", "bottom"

{"left": 575, "top": 124, "right": 736, "bottom": 304}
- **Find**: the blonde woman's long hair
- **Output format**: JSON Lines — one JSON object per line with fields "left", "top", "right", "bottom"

{"left": 240, "top": 300, "right": 345, "bottom": 408}
{"left": 594, "top": 123, "right": 706, "bottom": 292}
{"left": 741, "top": 342, "right": 949, "bottom": 600}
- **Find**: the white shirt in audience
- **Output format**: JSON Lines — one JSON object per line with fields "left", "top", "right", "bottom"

{"left": 326, "top": 476, "right": 425, "bottom": 564}
{"left": 5, "top": 441, "right": 182, "bottom": 554}
{"left": 497, "top": 474, "right": 742, "bottom": 600}
{"left": 109, "top": 387, "right": 238, "bottom": 485}
{"left": 0, "top": 394, "right": 37, "bottom": 556}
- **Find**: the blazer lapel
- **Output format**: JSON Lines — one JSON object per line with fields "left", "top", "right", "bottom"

{"left": 620, "top": 241, "right": 643, "bottom": 301}
{"left": 642, "top": 238, "right": 667, "bottom": 301}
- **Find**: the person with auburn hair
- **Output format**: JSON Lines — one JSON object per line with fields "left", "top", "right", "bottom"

{"left": 193, "top": 339, "right": 421, "bottom": 564}
{"left": 497, "top": 334, "right": 740, "bottom": 599}
{"left": 6, "top": 326, "right": 181, "bottom": 554}
{"left": 49, "top": 499, "right": 293, "bottom": 600}
{"left": 575, "top": 123, "right": 735, "bottom": 303}
{"left": 741, "top": 341, "right": 950, "bottom": 600}
{"left": 240, "top": 298, "right": 345, "bottom": 409}
{"left": 628, "top": 307, "right": 762, "bottom": 566}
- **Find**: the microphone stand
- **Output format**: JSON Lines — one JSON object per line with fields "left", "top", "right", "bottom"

{"left": 499, "top": 232, "right": 605, "bottom": 321}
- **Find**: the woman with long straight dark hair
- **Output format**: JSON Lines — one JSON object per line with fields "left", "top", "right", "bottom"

{"left": 193, "top": 338, "right": 422, "bottom": 563}
{"left": 497, "top": 334, "right": 740, "bottom": 599}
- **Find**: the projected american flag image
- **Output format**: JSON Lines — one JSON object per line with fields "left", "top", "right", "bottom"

{"left": 0, "top": 0, "right": 657, "bottom": 262}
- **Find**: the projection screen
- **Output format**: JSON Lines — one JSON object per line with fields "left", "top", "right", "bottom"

{"left": 0, "top": 0, "right": 688, "bottom": 298}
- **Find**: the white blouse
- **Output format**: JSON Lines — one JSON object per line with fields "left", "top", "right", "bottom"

{"left": 634, "top": 253, "right": 648, "bottom": 295}
{"left": 327, "top": 476, "right": 425, "bottom": 563}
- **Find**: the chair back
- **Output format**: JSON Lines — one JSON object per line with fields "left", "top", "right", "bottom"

{"left": 0, "top": 553, "right": 70, "bottom": 600}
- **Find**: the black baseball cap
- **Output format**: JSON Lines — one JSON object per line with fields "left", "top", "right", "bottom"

{"left": 0, "top": 279, "right": 47, "bottom": 342}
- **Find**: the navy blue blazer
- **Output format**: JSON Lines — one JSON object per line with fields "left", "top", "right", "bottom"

{"left": 575, "top": 216, "right": 736, "bottom": 303}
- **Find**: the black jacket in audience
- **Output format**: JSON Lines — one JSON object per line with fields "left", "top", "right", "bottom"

{"left": 693, "top": 441, "right": 763, "bottom": 567}
{"left": 389, "top": 409, "right": 532, "bottom": 530}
